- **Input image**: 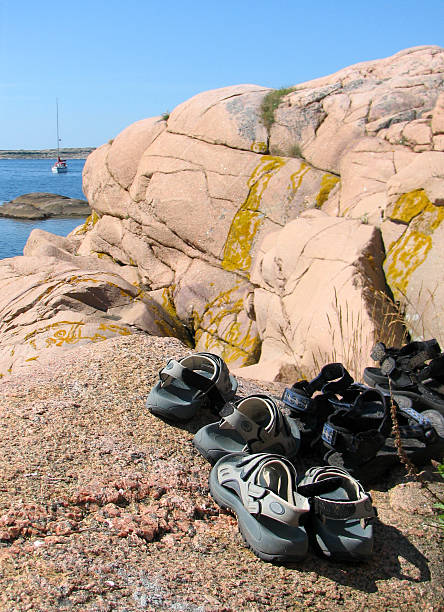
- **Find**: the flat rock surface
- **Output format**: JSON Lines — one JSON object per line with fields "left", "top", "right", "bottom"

{"left": 0, "top": 334, "right": 442, "bottom": 611}
{"left": 0, "top": 193, "right": 90, "bottom": 219}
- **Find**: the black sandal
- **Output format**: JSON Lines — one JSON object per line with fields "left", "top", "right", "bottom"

{"left": 281, "top": 363, "right": 354, "bottom": 449}
{"left": 364, "top": 339, "right": 444, "bottom": 413}
{"left": 321, "top": 388, "right": 444, "bottom": 483}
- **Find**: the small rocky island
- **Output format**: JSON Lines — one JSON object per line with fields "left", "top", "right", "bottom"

{"left": 0, "top": 192, "right": 90, "bottom": 219}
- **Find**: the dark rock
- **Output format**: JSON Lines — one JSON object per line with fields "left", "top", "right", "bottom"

{"left": 0, "top": 192, "right": 90, "bottom": 219}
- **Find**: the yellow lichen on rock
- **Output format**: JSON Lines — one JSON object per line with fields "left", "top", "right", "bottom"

{"left": 73, "top": 210, "right": 100, "bottom": 235}
{"left": 250, "top": 141, "right": 268, "bottom": 153}
{"left": 288, "top": 163, "right": 310, "bottom": 196}
{"left": 389, "top": 189, "right": 431, "bottom": 224}
{"left": 384, "top": 191, "right": 444, "bottom": 299}
{"left": 385, "top": 230, "right": 431, "bottom": 298}
{"left": 316, "top": 174, "right": 340, "bottom": 208}
{"left": 196, "top": 284, "right": 260, "bottom": 366}
{"left": 222, "top": 156, "right": 287, "bottom": 274}
{"left": 22, "top": 320, "right": 132, "bottom": 351}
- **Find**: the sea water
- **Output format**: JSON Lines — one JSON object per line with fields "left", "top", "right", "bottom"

{"left": 0, "top": 158, "right": 87, "bottom": 260}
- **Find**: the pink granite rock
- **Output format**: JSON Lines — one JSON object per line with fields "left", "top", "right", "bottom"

{"left": 235, "top": 210, "right": 403, "bottom": 381}
{"left": 0, "top": 253, "right": 186, "bottom": 377}
{"left": 0, "top": 46, "right": 443, "bottom": 380}
{"left": 167, "top": 84, "right": 270, "bottom": 152}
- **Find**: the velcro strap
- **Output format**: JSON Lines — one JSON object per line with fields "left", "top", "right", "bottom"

{"left": 282, "top": 387, "right": 314, "bottom": 413}
{"left": 415, "top": 354, "right": 444, "bottom": 382}
{"left": 312, "top": 495, "right": 375, "bottom": 521}
{"left": 371, "top": 342, "right": 388, "bottom": 362}
{"left": 404, "top": 350, "right": 433, "bottom": 371}
{"left": 298, "top": 477, "right": 343, "bottom": 498}
{"left": 205, "top": 385, "right": 227, "bottom": 411}
{"left": 397, "top": 405, "right": 436, "bottom": 442}
{"left": 321, "top": 422, "right": 386, "bottom": 462}
{"left": 400, "top": 405, "right": 431, "bottom": 427}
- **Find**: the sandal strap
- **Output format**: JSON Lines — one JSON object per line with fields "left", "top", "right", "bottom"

{"left": 321, "top": 420, "right": 387, "bottom": 462}
{"left": 220, "top": 397, "right": 298, "bottom": 455}
{"left": 328, "top": 383, "right": 369, "bottom": 411}
{"left": 247, "top": 485, "right": 308, "bottom": 526}
{"left": 159, "top": 357, "right": 226, "bottom": 410}
{"left": 282, "top": 363, "right": 353, "bottom": 414}
{"left": 159, "top": 359, "right": 216, "bottom": 390}
{"left": 372, "top": 339, "right": 440, "bottom": 366}
{"left": 312, "top": 493, "right": 375, "bottom": 521}
{"left": 321, "top": 389, "right": 392, "bottom": 461}
{"left": 396, "top": 404, "right": 438, "bottom": 444}
{"left": 218, "top": 454, "right": 309, "bottom": 526}
{"left": 301, "top": 466, "right": 376, "bottom": 521}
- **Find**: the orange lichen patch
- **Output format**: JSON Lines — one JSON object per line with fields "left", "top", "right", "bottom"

{"left": 97, "top": 252, "right": 114, "bottom": 261}
{"left": 155, "top": 287, "right": 193, "bottom": 347}
{"left": 222, "top": 156, "right": 287, "bottom": 274}
{"left": 161, "top": 286, "right": 178, "bottom": 321}
{"left": 316, "top": 174, "right": 340, "bottom": 208}
{"left": 384, "top": 193, "right": 444, "bottom": 299}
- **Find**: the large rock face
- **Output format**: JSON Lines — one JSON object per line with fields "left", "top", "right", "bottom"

{"left": 233, "top": 210, "right": 403, "bottom": 381}
{"left": 0, "top": 46, "right": 443, "bottom": 379}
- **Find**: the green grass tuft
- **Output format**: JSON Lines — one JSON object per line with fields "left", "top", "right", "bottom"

{"left": 260, "top": 87, "right": 295, "bottom": 132}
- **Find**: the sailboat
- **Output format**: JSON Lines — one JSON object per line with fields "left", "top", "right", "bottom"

{"left": 51, "top": 99, "right": 68, "bottom": 173}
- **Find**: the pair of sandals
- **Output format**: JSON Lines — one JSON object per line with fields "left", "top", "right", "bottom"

{"left": 146, "top": 353, "right": 376, "bottom": 564}
{"left": 282, "top": 355, "right": 444, "bottom": 484}
{"left": 146, "top": 351, "right": 301, "bottom": 460}
{"left": 209, "top": 453, "right": 376, "bottom": 564}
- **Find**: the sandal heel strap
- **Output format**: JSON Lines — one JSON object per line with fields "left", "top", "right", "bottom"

{"left": 312, "top": 495, "right": 375, "bottom": 521}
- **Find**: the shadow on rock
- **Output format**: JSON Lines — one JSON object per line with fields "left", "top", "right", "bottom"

{"left": 292, "top": 520, "right": 431, "bottom": 593}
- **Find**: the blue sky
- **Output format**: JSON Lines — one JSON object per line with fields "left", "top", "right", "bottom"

{"left": 1, "top": 0, "right": 443, "bottom": 150}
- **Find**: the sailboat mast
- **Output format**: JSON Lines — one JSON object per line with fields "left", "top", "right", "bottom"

{"left": 56, "top": 98, "right": 60, "bottom": 157}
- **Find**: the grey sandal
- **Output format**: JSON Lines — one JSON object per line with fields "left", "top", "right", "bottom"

{"left": 209, "top": 453, "right": 310, "bottom": 563}
{"left": 193, "top": 394, "right": 300, "bottom": 464}
{"left": 146, "top": 352, "right": 237, "bottom": 422}
{"left": 298, "top": 466, "right": 376, "bottom": 562}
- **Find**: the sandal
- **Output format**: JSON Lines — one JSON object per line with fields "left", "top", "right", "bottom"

{"left": 364, "top": 340, "right": 444, "bottom": 414}
{"left": 364, "top": 339, "right": 442, "bottom": 386}
{"left": 281, "top": 363, "right": 354, "bottom": 449}
{"left": 322, "top": 389, "right": 444, "bottom": 482}
{"left": 193, "top": 394, "right": 300, "bottom": 464}
{"left": 146, "top": 352, "right": 237, "bottom": 422}
{"left": 209, "top": 453, "right": 310, "bottom": 563}
{"left": 298, "top": 466, "right": 375, "bottom": 561}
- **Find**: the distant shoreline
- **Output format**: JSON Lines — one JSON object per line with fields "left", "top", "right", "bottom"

{"left": 0, "top": 148, "right": 96, "bottom": 159}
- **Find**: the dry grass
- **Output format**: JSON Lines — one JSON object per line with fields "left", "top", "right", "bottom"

{"left": 307, "top": 288, "right": 407, "bottom": 382}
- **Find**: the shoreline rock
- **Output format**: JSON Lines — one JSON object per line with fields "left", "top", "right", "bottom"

{"left": 0, "top": 147, "right": 95, "bottom": 159}
{"left": 0, "top": 192, "right": 90, "bottom": 219}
